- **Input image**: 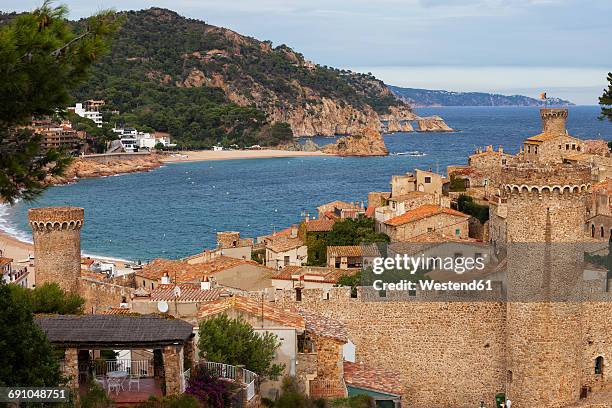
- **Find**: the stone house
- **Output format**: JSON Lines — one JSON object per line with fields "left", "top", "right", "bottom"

{"left": 379, "top": 204, "right": 470, "bottom": 242}
{"left": 564, "top": 152, "right": 612, "bottom": 182}
{"left": 390, "top": 169, "right": 444, "bottom": 199}
{"left": 326, "top": 246, "right": 363, "bottom": 269}
{"left": 317, "top": 200, "right": 365, "bottom": 220}
{"left": 270, "top": 266, "right": 356, "bottom": 292}
{"left": 135, "top": 256, "right": 274, "bottom": 292}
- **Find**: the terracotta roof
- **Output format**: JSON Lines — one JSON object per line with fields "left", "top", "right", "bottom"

{"left": 198, "top": 295, "right": 305, "bottom": 330}
{"left": 304, "top": 219, "right": 335, "bottom": 232}
{"left": 327, "top": 246, "right": 362, "bottom": 258}
{"left": 361, "top": 243, "right": 383, "bottom": 258}
{"left": 150, "top": 284, "right": 227, "bottom": 302}
{"left": 273, "top": 266, "right": 356, "bottom": 284}
{"left": 364, "top": 206, "right": 376, "bottom": 217}
{"left": 267, "top": 237, "right": 304, "bottom": 253}
{"left": 384, "top": 204, "right": 469, "bottom": 227}
{"left": 317, "top": 200, "right": 356, "bottom": 210}
{"left": 136, "top": 256, "right": 256, "bottom": 282}
{"left": 524, "top": 132, "right": 563, "bottom": 143}
{"left": 99, "top": 307, "right": 136, "bottom": 315}
{"left": 324, "top": 211, "right": 340, "bottom": 220}
{"left": 343, "top": 361, "right": 403, "bottom": 396}
{"left": 0, "top": 257, "right": 13, "bottom": 267}
{"left": 296, "top": 308, "right": 347, "bottom": 342}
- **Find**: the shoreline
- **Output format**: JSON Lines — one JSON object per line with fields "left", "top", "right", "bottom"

{"left": 160, "top": 149, "right": 328, "bottom": 163}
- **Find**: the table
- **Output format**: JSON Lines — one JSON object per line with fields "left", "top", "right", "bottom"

{"left": 106, "top": 371, "right": 128, "bottom": 391}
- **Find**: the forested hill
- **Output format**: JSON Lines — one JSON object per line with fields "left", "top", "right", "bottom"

{"left": 389, "top": 86, "right": 574, "bottom": 107}
{"left": 64, "top": 8, "right": 410, "bottom": 147}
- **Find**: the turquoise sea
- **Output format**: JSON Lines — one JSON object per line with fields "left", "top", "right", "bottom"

{"left": 1, "top": 106, "right": 610, "bottom": 261}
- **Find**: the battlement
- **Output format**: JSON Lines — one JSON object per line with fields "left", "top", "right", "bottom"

{"left": 540, "top": 108, "right": 568, "bottom": 135}
{"left": 28, "top": 207, "right": 84, "bottom": 231}
{"left": 500, "top": 163, "right": 591, "bottom": 195}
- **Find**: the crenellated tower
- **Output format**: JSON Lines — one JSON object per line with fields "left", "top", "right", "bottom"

{"left": 501, "top": 164, "right": 591, "bottom": 407}
{"left": 28, "top": 207, "right": 84, "bottom": 293}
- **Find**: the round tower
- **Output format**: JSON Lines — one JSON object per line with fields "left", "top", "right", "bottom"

{"left": 501, "top": 164, "right": 590, "bottom": 407}
{"left": 28, "top": 207, "right": 84, "bottom": 293}
{"left": 540, "top": 108, "right": 568, "bottom": 135}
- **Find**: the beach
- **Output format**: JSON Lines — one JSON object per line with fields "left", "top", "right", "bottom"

{"left": 160, "top": 149, "right": 327, "bottom": 163}
{"left": 0, "top": 230, "right": 33, "bottom": 263}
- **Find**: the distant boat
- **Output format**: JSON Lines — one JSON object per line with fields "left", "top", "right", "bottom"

{"left": 394, "top": 151, "right": 427, "bottom": 157}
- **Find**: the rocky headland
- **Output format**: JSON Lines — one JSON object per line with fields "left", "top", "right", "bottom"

{"left": 416, "top": 116, "right": 454, "bottom": 132}
{"left": 322, "top": 128, "right": 388, "bottom": 157}
{"left": 48, "top": 154, "right": 163, "bottom": 185}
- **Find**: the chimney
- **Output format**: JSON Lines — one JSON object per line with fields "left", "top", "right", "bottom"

{"left": 161, "top": 272, "right": 170, "bottom": 285}
{"left": 540, "top": 108, "right": 568, "bottom": 135}
{"left": 201, "top": 276, "right": 211, "bottom": 291}
{"left": 290, "top": 225, "right": 298, "bottom": 238}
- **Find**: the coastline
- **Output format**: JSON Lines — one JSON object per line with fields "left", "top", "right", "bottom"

{"left": 160, "top": 149, "right": 328, "bottom": 163}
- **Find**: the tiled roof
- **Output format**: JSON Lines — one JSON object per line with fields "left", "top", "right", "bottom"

{"left": 150, "top": 284, "right": 227, "bottom": 302}
{"left": 525, "top": 132, "right": 580, "bottom": 143}
{"left": 0, "top": 257, "right": 13, "bottom": 267}
{"left": 272, "top": 266, "right": 356, "bottom": 284}
{"left": 361, "top": 243, "right": 383, "bottom": 258}
{"left": 99, "top": 307, "right": 136, "bottom": 315}
{"left": 324, "top": 211, "right": 340, "bottom": 220}
{"left": 267, "top": 237, "right": 304, "bottom": 253}
{"left": 198, "top": 295, "right": 305, "bottom": 330}
{"left": 364, "top": 206, "right": 376, "bottom": 217}
{"left": 304, "top": 219, "right": 335, "bottom": 232}
{"left": 317, "top": 200, "right": 356, "bottom": 210}
{"left": 343, "top": 361, "right": 403, "bottom": 396}
{"left": 35, "top": 315, "right": 194, "bottom": 346}
{"left": 296, "top": 308, "right": 347, "bottom": 342}
{"left": 327, "top": 245, "right": 362, "bottom": 257}
{"left": 384, "top": 204, "right": 469, "bottom": 227}
{"left": 136, "top": 256, "right": 254, "bottom": 282}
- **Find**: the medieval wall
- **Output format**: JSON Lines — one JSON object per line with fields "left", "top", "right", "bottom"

{"left": 79, "top": 277, "right": 133, "bottom": 313}
{"left": 275, "top": 287, "right": 507, "bottom": 408}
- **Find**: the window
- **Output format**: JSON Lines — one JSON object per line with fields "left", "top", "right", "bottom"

{"left": 295, "top": 288, "right": 302, "bottom": 302}
{"left": 455, "top": 228, "right": 461, "bottom": 236}
{"left": 592, "top": 224, "right": 595, "bottom": 238}
{"left": 284, "top": 255, "right": 290, "bottom": 266}
{"left": 601, "top": 226, "right": 605, "bottom": 238}
{"left": 595, "top": 356, "right": 604, "bottom": 375}
{"left": 427, "top": 227, "right": 434, "bottom": 232}
{"left": 535, "top": 146, "right": 538, "bottom": 154}
{"left": 425, "top": 176, "right": 432, "bottom": 183}
{"left": 566, "top": 144, "right": 570, "bottom": 150}
{"left": 379, "top": 289, "right": 387, "bottom": 298}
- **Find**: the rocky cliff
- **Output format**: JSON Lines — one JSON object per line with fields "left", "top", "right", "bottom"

{"left": 48, "top": 155, "right": 163, "bottom": 185}
{"left": 322, "top": 128, "right": 388, "bottom": 157}
{"left": 416, "top": 116, "right": 454, "bottom": 132}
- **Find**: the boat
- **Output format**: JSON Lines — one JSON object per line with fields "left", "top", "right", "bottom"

{"left": 394, "top": 151, "right": 427, "bottom": 157}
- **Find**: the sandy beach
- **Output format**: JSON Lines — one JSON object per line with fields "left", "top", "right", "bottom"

{"left": 160, "top": 149, "right": 327, "bottom": 163}
{"left": 0, "top": 230, "right": 33, "bottom": 263}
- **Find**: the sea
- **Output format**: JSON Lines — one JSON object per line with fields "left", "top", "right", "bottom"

{"left": 1, "top": 106, "right": 610, "bottom": 262}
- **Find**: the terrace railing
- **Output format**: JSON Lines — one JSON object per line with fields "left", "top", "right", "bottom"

{"left": 90, "top": 359, "right": 154, "bottom": 378}
{"left": 201, "top": 361, "right": 237, "bottom": 381}
{"left": 199, "top": 361, "right": 258, "bottom": 401}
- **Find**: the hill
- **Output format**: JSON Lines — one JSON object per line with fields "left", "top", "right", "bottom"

{"left": 63, "top": 8, "right": 423, "bottom": 147}
{"left": 389, "top": 85, "right": 574, "bottom": 107}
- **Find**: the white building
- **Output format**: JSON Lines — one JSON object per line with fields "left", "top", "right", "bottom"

{"left": 73, "top": 103, "right": 103, "bottom": 127}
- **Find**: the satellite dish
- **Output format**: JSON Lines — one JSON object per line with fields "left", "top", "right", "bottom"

{"left": 157, "top": 301, "right": 169, "bottom": 313}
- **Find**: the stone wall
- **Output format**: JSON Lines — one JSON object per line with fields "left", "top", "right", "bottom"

{"left": 275, "top": 287, "right": 507, "bottom": 408}
{"left": 162, "top": 345, "right": 184, "bottom": 395}
{"left": 79, "top": 277, "right": 134, "bottom": 313}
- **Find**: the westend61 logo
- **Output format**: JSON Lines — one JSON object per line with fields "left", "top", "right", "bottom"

{"left": 368, "top": 252, "right": 494, "bottom": 293}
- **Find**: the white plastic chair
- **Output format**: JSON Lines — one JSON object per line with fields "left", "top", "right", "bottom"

{"left": 107, "top": 377, "right": 122, "bottom": 395}
{"left": 128, "top": 374, "right": 140, "bottom": 391}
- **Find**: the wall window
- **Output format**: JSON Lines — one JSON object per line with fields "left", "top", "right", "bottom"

{"left": 284, "top": 255, "right": 290, "bottom": 265}
{"left": 601, "top": 226, "right": 605, "bottom": 238}
{"left": 592, "top": 224, "right": 595, "bottom": 238}
{"left": 455, "top": 228, "right": 461, "bottom": 236}
{"left": 425, "top": 176, "right": 432, "bottom": 183}
{"left": 595, "top": 356, "right": 604, "bottom": 375}
{"left": 295, "top": 288, "right": 302, "bottom": 302}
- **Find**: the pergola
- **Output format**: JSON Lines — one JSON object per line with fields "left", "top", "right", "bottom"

{"left": 36, "top": 314, "right": 196, "bottom": 396}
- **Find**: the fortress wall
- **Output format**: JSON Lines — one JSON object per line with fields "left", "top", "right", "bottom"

{"left": 581, "top": 302, "right": 612, "bottom": 391}
{"left": 275, "top": 287, "right": 507, "bottom": 408}
{"left": 79, "top": 277, "right": 133, "bottom": 313}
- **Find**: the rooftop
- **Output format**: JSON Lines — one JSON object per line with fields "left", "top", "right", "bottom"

{"left": 272, "top": 266, "right": 357, "bottom": 284}
{"left": 343, "top": 361, "right": 403, "bottom": 396}
{"left": 35, "top": 314, "right": 194, "bottom": 347}
{"left": 267, "top": 237, "right": 304, "bottom": 253}
{"left": 198, "top": 295, "right": 305, "bottom": 330}
{"left": 304, "top": 219, "right": 336, "bottom": 232}
{"left": 136, "top": 256, "right": 255, "bottom": 282}
{"left": 297, "top": 308, "right": 348, "bottom": 342}
{"left": 149, "top": 284, "right": 228, "bottom": 302}
{"left": 384, "top": 205, "right": 469, "bottom": 227}
{"left": 327, "top": 245, "right": 363, "bottom": 258}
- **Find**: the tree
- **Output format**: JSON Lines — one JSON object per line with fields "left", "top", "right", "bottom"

{"left": 154, "top": 142, "right": 165, "bottom": 150}
{"left": 600, "top": 72, "right": 612, "bottom": 122}
{"left": 0, "top": 2, "right": 118, "bottom": 203}
{"left": 30, "top": 282, "right": 85, "bottom": 314}
{"left": 198, "top": 314, "right": 285, "bottom": 379}
{"left": 185, "top": 365, "right": 240, "bottom": 408}
{"left": 0, "top": 283, "right": 63, "bottom": 387}
{"left": 457, "top": 194, "right": 489, "bottom": 224}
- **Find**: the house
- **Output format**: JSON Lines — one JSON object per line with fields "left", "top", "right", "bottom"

{"left": 379, "top": 204, "right": 470, "bottom": 242}
{"left": 271, "top": 266, "right": 357, "bottom": 292}
{"left": 72, "top": 102, "right": 103, "bottom": 127}
{"left": 327, "top": 246, "right": 363, "bottom": 269}
{"left": 317, "top": 201, "right": 365, "bottom": 220}
{"left": 135, "top": 256, "right": 274, "bottom": 292}
{"left": 343, "top": 362, "right": 403, "bottom": 407}
{"left": 198, "top": 295, "right": 305, "bottom": 398}
{"left": 564, "top": 153, "right": 612, "bottom": 182}
{"left": 263, "top": 226, "right": 308, "bottom": 269}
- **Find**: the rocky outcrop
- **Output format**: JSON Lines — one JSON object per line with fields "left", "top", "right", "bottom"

{"left": 416, "top": 116, "right": 454, "bottom": 132}
{"left": 322, "top": 128, "right": 388, "bottom": 157}
{"left": 277, "top": 139, "right": 320, "bottom": 152}
{"left": 48, "top": 155, "right": 163, "bottom": 185}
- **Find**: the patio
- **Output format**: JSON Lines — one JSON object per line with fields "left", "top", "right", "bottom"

{"left": 36, "top": 314, "right": 196, "bottom": 403}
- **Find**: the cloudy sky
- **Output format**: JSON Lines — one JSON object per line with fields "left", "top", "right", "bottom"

{"left": 2, "top": 0, "right": 610, "bottom": 104}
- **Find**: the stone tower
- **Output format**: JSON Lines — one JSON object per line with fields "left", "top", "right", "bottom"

{"left": 540, "top": 108, "right": 568, "bottom": 135}
{"left": 28, "top": 207, "right": 84, "bottom": 293}
{"left": 501, "top": 164, "right": 591, "bottom": 407}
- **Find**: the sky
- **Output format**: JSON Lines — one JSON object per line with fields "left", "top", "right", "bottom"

{"left": 2, "top": 0, "right": 611, "bottom": 104}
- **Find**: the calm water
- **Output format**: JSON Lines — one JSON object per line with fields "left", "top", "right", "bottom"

{"left": 2, "top": 106, "right": 610, "bottom": 261}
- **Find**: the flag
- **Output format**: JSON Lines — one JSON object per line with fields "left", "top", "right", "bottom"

{"left": 539, "top": 92, "right": 547, "bottom": 100}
